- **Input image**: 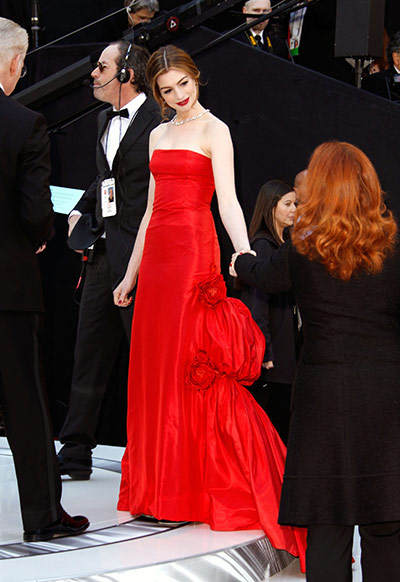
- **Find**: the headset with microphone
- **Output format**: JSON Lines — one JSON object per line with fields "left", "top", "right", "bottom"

{"left": 89, "top": 43, "right": 133, "bottom": 88}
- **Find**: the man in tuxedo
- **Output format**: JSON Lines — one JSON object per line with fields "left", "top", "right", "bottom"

{"left": 0, "top": 17, "right": 89, "bottom": 541}
{"left": 235, "top": 0, "right": 289, "bottom": 59}
{"left": 57, "top": 40, "right": 161, "bottom": 479}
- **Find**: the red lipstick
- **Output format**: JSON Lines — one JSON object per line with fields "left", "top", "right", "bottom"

{"left": 176, "top": 97, "right": 189, "bottom": 107}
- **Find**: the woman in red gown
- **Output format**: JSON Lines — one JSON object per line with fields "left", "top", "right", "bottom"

{"left": 113, "top": 45, "right": 306, "bottom": 570}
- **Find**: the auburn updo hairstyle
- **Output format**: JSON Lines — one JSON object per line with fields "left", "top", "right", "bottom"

{"left": 292, "top": 141, "right": 397, "bottom": 281}
{"left": 146, "top": 45, "right": 201, "bottom": 119}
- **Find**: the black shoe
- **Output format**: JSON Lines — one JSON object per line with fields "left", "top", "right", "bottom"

{"left": 57, "top": 452, "right": 92, "bottom": 480}
{"left": 23, "top": 511, "right": 89, "bottom": 542}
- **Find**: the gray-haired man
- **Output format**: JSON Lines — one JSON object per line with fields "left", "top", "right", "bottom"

{"left": 124, "top": 0, "right": 160, "bottom": 27}
{"left": 0, "top": 17, "right": 89, "bottom": 542}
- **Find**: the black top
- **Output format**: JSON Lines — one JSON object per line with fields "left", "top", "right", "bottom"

{"left": 241, "top": 232, "right": 297, "bottom": 384}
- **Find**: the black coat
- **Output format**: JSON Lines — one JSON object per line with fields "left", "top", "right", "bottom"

{"left": 241, "top": 233, "right": 297, "bottom": 384}
{"left": 0, "top": 90, "right": 54, "bottom": 312}
{"left": 74, "top": 96, "right": 161, "bottom": 283}
{"left": 236, "top": 241, "right": 400, "bottom": 526}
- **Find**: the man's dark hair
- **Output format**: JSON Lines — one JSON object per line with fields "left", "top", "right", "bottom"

{"left": 112, "top": 40, "right": 150, "bottom": 93}
{"left": 387, "top": 31, "right": 400, "bottom": 66}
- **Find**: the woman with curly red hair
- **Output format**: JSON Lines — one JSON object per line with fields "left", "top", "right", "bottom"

{"left": 232, "top": 141, "right": 399, "bottom": 582}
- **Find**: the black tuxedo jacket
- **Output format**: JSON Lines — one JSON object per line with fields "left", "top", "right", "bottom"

{"left": 74, "top": 96, "right": 161, "bottom": 281}
{"left": 234, "top": 30, "right": 289, "bottom": 60}
{"left": 0, "top": 89, "right": 54, "bottom": 312}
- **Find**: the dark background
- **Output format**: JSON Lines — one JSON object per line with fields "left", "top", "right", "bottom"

{"left": 1, "top": 1, "right": 400, "bottom": 445}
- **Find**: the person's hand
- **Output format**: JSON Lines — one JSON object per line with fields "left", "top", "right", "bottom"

{"left": 262, "top": 361, "right": 274, "bottom": 370}
{"left": 229, "top": 249, "right": 257, "bottom": 277}
{"left": 35, "top": 243, "right": 47, "bottom": 254}
{"left": 113, "top": 275, "right": 137, "bottom": 307}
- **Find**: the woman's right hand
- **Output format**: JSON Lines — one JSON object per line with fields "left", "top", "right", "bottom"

{"left": 113, "top": 275, "right": 137, "bottom": 307}
{"left": 262, "top": 361, "right": 274, "bottom": 370}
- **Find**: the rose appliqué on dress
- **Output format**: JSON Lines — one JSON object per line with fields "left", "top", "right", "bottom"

{"left": 186, "top": 270, "right": 231, "bottom": 392}
{"left": 197, "top": 272, "right": 226, "bottom": 307}
{"left": 185, "top": 350, "right": 218, "bottom": 391}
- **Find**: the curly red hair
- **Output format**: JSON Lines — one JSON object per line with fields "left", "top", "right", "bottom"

{"left": 292, "top": 141, "right": 397, "bottom": 281}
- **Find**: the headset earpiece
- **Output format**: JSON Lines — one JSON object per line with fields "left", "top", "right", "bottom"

{"left": 117, "top": 43, "right": 132, "bottom": 84}
{"left": 126, "top": 0, "right": 137, "bottom": 13}
{"left": 117, "top": 68, "right": 130, "bottom": 83}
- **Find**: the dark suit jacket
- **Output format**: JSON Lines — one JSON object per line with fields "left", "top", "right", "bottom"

{"left": 74, "top": 96, "right": 161, "bottom": 282}
{"left": 234, "top": 30, "right": 289, "bottom": 59}
{"left": 0, "top": 89, "right": 54, "bottom": 312}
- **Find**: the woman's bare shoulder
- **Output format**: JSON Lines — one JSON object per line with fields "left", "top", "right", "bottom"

{"left": 205, "top": 114, "right": 230, "bottom": 139}
{"left": 151, "top": 122, "right": 169, "bottom": 139}
{"left": 203, "top": 114, "right": 231, "bottom": 149}
{"left": 150, "top": 121, "right": 170, "bottom": 149}
{"left": 205, "top": 113, "right": 229, "bottom": 132}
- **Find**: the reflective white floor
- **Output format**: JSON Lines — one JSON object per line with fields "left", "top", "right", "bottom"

{"left": 0, "top": 437, "right": 362, "bottom": 581}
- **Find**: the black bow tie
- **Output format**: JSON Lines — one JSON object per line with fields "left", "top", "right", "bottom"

{"left": 106, "top": 108, "right": 129, "bottom": 120}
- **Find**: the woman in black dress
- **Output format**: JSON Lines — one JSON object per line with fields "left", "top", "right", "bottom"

{"left": 231, "top": 141, "right": 399, "bottom": 582}
{"left": 241, "top": 180, "right": 298, "bottom": 444}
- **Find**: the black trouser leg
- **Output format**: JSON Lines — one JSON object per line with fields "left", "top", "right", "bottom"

{"left": 59, "top": 250, "right": 131, "bottom": 458}
{"left": 0, "top": 312, "right": 62, "bottom": 532}
{"left": 264, "top": 381, "right": 292, "bottom": 445}
{"left": 306, "top": 524, "right": 354, "bottom": 582}
{"left": 249, "top": 378, "right": 292, "bottom": 444}
{"left": 360, "top": 521, "right": 400, "bottom": 582}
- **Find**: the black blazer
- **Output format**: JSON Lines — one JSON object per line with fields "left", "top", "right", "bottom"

{"left": 234, "top": 30, "right": 289, "bottom": 59}
{"left": 74, "top": 96, "right": 161, "bottom": 281}
{"left": 0, "top": 90, "right": 54, "bottom": 312}
{"left": 241, "top": 233, "right": 297, "bottom": 384}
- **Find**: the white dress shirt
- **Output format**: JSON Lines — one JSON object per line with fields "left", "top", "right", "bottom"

{"left": 101, "top": 92, "right": 147, "bottom": 169}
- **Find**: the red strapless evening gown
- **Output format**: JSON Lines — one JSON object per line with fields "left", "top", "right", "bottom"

{"left": 118, "top": 149, "right": 306, "bottom": 570}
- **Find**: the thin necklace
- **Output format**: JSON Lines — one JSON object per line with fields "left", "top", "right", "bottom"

{"left": 171, "top": 109, "right": 210, "bottom": 126}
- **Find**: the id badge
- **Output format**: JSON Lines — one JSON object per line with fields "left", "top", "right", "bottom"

{"left": 101, "top": 178, "right": 117, "bottom": 217}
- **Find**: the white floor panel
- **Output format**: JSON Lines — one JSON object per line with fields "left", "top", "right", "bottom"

{"left": 0, "top": 438, "right": 363, "bottom": 582}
